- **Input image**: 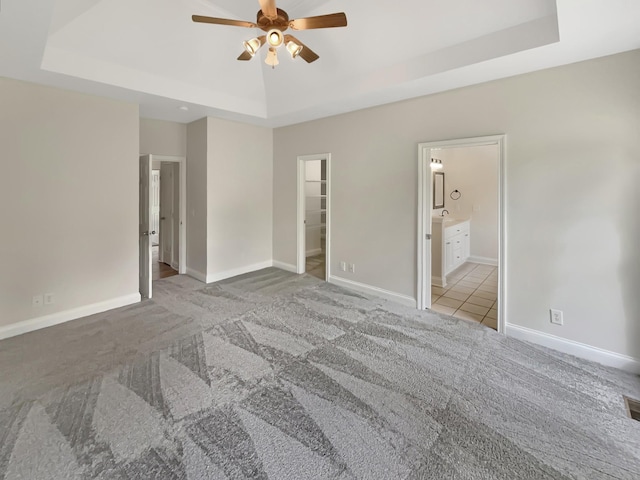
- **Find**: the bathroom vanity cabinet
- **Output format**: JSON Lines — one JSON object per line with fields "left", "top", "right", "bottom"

{"left": 431, "top": 218, "right": 470, "bottom": 287}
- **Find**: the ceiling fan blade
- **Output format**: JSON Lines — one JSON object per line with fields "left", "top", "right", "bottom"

{"left": 237, "top": 51, "right": 253, "bottom": 61}
{"left": 192, "top": 15, "right": 257, "bottom": 28}
{"left": 289, "top": 12, "right": 347, "bottom": 30}
{"left": 285, "top": 34, "right": 319, "bottom": 63}
{"left": 258, "top": 0, "right": 278, "bottom": 20}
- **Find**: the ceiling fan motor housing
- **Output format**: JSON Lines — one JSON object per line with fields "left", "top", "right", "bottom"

{"left": 257, "top": 8, "right": 290, "bottom": 32}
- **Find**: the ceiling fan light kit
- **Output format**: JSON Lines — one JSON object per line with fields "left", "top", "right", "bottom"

{"left": 265, "top": 47, "right": 279, "bottom": 67}
{"left": 266, "top": 29, "right": 284, "bottom": 48}
{"left": 286, "top": 40, "right": 303, "bottom": 59}
{"left": 192, "top": 0, "right": 347, "bottom": 68}
{"left": 243, "top": 37, "right": 263, "bottom": 57}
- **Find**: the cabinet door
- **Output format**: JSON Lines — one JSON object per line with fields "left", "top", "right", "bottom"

{"left": 462, "top": 232, "right": 470, "bottom": 261}
{"left": 444, "top": 240, "right": 454, "bottom": 273}
{"left": 453, "top": 239, "right": 463, "bottom": 269}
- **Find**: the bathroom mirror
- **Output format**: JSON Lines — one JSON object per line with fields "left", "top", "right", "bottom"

{"left": 433, "top": 172, "right": 445, "bottom": 209}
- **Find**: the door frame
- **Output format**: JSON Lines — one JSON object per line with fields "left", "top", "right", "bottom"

{"left": 296, "top": 153, "right": 331, "bottom": 280}
{"left": 417, "top": 135, "right": 507, "bottom": 333}
{"left": 139, "top": 154, "right": 187, "bottom": 298}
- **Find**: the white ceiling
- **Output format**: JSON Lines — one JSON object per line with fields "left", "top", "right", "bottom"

{"left": 1, "top": 0, "right": 639, "bottom": 127}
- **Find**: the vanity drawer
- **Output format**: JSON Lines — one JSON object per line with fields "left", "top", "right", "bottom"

{"left": 444, "top": 221, "right": 469, "bottom": 240}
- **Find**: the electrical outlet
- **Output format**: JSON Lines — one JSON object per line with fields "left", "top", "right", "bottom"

{"left": 550, "top": 308, "right": 563, "bottom": 325}
{"left": 340, "top": 261, "right": 347, "bottom": 272}
{"left": 349, "top": 263, "right": 356, "bottom": 273}
{"left": 44, "top": 293, "right": 55, "bottom": 305}
{"left": 32, "top": 295, "right": 43, "bottom": 307}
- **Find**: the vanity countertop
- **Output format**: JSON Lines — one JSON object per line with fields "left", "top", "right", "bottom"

{"left": 432, "top": 216, "right": 470, "bottom": 227}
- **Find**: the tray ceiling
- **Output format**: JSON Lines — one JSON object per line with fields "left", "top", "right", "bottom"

{"left": 1, "top": 0, "right": 639, "bottom": 126}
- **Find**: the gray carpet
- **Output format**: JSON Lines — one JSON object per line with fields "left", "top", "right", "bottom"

{"left": 1, "top": 268, "right": 640, "bottom": 479}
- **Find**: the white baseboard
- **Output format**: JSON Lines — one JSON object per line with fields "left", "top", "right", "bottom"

{"left": 431, "top": 275, "right": 446, "bottom": 288}
{"left": 468, "top": 256, "right": 498, "bottom": 266}
{"left": 0, "top": 293, "right": 141, "bottom": 341}
{"left": 272, "top": 260, "right": 297, "bottom": 273}
{"left": 206, "top": 260, "right": 273, "bottom": 284}
{"left": 506, "top": 324, "right": 640, "bottom": 374}
{"left": 329, "top": 275, "right": 416, "bottom": 308}
{"left": 171, "top": 261, "right": 179, "bottom": 270}
{"left": 305, "top": 248, "right": 323, "bottom": 257}
{"left": 186, "top": 267, "right": 207, "bottom": 283}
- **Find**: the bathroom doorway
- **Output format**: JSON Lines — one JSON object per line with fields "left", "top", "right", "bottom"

{"left": 417, "top": 136, "right": 506, "bottom": 332}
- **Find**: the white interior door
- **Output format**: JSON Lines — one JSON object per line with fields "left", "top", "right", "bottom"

{"left": 172, "top": 164, "right": 180, "bottom": 269}
{"left": 159, "top": 162, "right": 174, "bottom": 266}
{"left": 150, "top": 170, "right": 160, "bottom": 245}
{"left": 139, "top": 155, "right": 153, "bottom": 298}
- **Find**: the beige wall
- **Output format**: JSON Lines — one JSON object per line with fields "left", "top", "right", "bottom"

{"left": 186, "top": 117, "right": 209, "bottom": 279}
{"left": 273, "top": 50, "right": 640, "bottom": 359}
{"left": 0, "top": 78, "right": 139, "bottom": 329}
{"left": 207, "top": 118, "right": 273, "bottom": 279}
{"left": 185, "top": 116, "right": 273, "bottom": 281}
{"left": 140, "top": 118, "right": 186, "bottom": 157}
{"left": 437, "top": 145, "right": 499, "bottom": 262}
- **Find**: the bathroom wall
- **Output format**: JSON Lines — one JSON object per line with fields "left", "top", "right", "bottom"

{"left": 436, "top": 145, "right": 499, "bottom": 263}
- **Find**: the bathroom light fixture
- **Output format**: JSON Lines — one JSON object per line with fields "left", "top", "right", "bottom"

{"left": 431, "top": 158, "right": 443, "bottom": 170}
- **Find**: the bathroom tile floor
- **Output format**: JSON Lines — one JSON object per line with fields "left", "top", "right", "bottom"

{"left": 431, "top": 262, "right": 498, "bottom": 330}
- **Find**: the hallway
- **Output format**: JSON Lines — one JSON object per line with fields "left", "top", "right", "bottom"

{"left": 152, "top": 245, "right": 178, "bottom": 280}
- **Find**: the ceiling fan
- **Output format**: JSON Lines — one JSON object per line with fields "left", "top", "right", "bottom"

{"left": 192, "top": 0, "right": 347, "bottom": 67}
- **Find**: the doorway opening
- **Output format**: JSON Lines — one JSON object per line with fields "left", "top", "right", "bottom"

{"left": 139, "top": 154, "right": 187, "bottom": 299}
{"left": 297, "top": 154, "right": 331, "bottom": 281}
{"left": 417, "top": 135, "right": 506, "bottom": 333}
{"left": 152, "top": 161, "right": 179, "bottom": 281}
